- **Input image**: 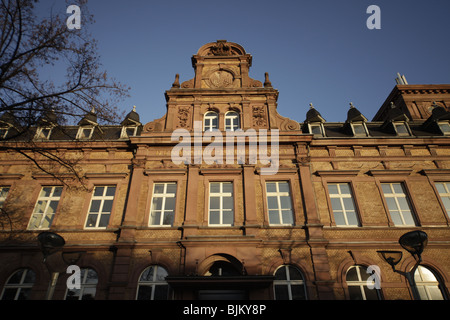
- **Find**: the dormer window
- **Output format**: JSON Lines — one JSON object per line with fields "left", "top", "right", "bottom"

{"left": 308, "top": 123, "right": 325, "bottom": 137}
{"left": 34, "top": 127, "right": 52, "bottom": 140}
{"left": 0, "top": 128, "right": 9, "bottom": 139}
{"left": 225, "top": 111, "right": 240, "bottom": 131}
{"left": 204, "top": 111, "right": 218, "bottom": 132}
{"left": 393, "top": 122, "right": 411, "bottom": 136}
{"left": 120, "top": 125, "right": 138, "bottom": 139}
{"left": 438, "top": 121, "right": 450, "bottom": 135}
{"left": 77, "top": 126, "right": 94, "bottom": 140}
{"left": 305, "top": 104, "right": 326, "bottom": 137}
{"left": 351, "top": 122, "right": 369, "bottom": 137}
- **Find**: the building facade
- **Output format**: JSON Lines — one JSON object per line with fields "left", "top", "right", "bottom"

{"left": 0, "top": 40, "right": 449, "bottom": 300}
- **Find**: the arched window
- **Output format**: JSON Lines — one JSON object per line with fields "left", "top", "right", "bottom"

{"left": 346, "top": 265, "right": 380, "bottom": 300}
{"left": 414, "top": 266, "right": 446, "bottom": 300}
{"left": 204, "top": 112, "right": 218, "bottom": 132}
{"left": 273, "top": 265, "right": 307, "bottom": 300}
{"left": 225, "top": 111, "right": 240, "bottom": 131}
{"left": 136, "top": 266, "right": 169, "bottom": 300}
{"left": 1, "top": 269, "right": 36, "bottom": 300}
{"left": 65, "top": 268, "right": 98, "bottom": 300}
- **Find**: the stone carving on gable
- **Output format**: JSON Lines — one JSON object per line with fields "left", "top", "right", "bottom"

{"left": 177, "top": 106, "right": 190, "bottom": 128}
{"left": 252, "top": 106, "right": 267, "bottom": 127}
{"left": 181, "top": 78, "right": 194, "bottom": 89}
{"left": 207, "top": 70, "right": 234, "bottom": 88}
{"left": 249, "top": 78, "right": 263, "bottom": 88}
{"left": 278, "top": 115, "right": 301, "bottom": 131}
{"left": 199, "top": 40, "right": 245, "bottom": 57}
{"left": 144, "top": 115, "right": 166, "bottom": 132}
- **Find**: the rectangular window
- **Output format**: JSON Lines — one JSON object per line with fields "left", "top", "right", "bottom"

{"left": 0, "top": 187, "right": 10, "bottom": 208}
{"left": 85, "top": 186, "right": 116, "bottom": 229}
{"left": 34, "top": 128, "right": 52, "bottom": 140}
{"left": 266, "top": 181, "right": 294, "bottom": 225}
{"left": 309, "top": 124, "right": 324, "bottom": 137}
{"left": 381, "top": 183, "right": 416, "bottom": 226}
{"left": 435, "top": 182, "right": 450, "bottom": 217}
{"left": 351, "top": 123, "right": 368, "bottom": 136}
{"left": 77, "top": 127, "right": 94, "bottom": 139}
{"left": 328, "top": 183, "right": 360, "bottom": 226}
{"left": 394, "top": 123, "right": 410, "bottom": 136}
{"left": 0, "top": 128, "right": 8, "bottom": 139}
{"left": 438, "top": 122, "right": 450, "bottom": 135}
{"left": 28, "top": 186, "right": 63, "bottom": 230}
{"left": 149, "top": 183, "right": 177, "bottom": 226}
{"left": 209, "top": 182, "right": 234, "bottom": 226}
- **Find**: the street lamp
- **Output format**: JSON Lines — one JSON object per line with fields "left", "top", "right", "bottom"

{"left": 399, "top": 230, "right": 428, "bottom": 262}
{"left": 37, "top": 231, "right": 65, "bottom": 263}
{"left": 37, "top": 232, "right": 66, "bottom": 300}
{"left": 377, "top": 230, "right": 428, "bottom": 300}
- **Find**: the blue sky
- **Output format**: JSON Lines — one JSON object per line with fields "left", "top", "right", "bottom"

{"left": 37, "top": 0, "right": 450, "bottom": 124}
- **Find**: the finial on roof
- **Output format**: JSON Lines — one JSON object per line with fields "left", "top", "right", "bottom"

{"left": 90, "top": 107, "right": 96, "bottom": 114}
{"left": 133, "top": 105, "right": 137, "bottom": 112}
{"left": 264, "top": 72, "right": 272, "bottom": 88}
{"left": 172, "top": 74, "right": 180, "bottom": 88}
{"left": 349, "top": 102, "right": 355, "bottom": 109}
{"left": 309, "top": 103, "right": 315, "bottom": 109}
{"left": 390, "top": 102, "right": 396, "bottom": 108}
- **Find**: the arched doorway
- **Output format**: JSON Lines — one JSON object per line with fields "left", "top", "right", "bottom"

{"left": 198, "top": 254, "right": 247, "bottom": 300}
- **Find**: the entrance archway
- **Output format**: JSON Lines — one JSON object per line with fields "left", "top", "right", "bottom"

{"left": 199, "top": 253, "right": 245, "bottom": 276}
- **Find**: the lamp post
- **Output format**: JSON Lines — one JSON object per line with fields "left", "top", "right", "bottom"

{"left": 37, "top": 232, "right": 65, "bottom": 300}
{"left": 377, "top": 230, "right": 428, "bottom": 300}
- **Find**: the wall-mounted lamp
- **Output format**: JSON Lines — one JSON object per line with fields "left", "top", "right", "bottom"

{"left": 377, "top": 230, "right": 428, "bottom": 300}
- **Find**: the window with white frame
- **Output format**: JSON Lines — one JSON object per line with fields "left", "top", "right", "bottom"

{"left": 393, "top": 122, "right": 411, "bottom": 136}
{"left": 209, "top": 182, "right": 234, "bottom": 226}
{"left": 225, "top": 111, "right": 240, "bottom": 131}
{"left": 85, "top": 186, "right": 116, "bottom": 229}
{"left": 65, "top": 268, "right": 98, "bottom": 300}
{"left": 34, "top": 127, "right": 52, "bottom": 140}
{"left": 438, "top": 121, "right": 450, "bottom": 135}
{"left": 435, "top": 182, "right": 450, "bottom": 217}
{"left": 308, "top": 123, "right": 325, "bottom": 137}
{"left": 273, "top": 265, "right": 307, "bottom": 300}
{"left": 0, "top": 127, "right": 9, "bottom": 139}
{"left": 76, "top": 126, "right": 94, "bottom": 139}
{"left": 0, "top": 186, "right": 10, "bottom": 209}
{"left": 149, "top": 183, "right": 177, "bottom": 226}
{"left": 0, "top": 269, "right": 36, "bottom": 300}
{"left": 328, "top": 183, "right": 360, "bottom": 227}
{"left": 414, "top": 266, "right": 445, "bottom": 300}
{"left": 204, "top": 111, "right": 218, "bottom": 132}
{"left": 136, "top": 266, "right": 169, "bottom": 300}
{"left": 120, "top": 125, "right": 138, "bottom": 139}
{"left": 266, "top": 181, "right": 294, "bottom": 225}
{"left": 346, "top": 266, "right": 380, "bottom": 300}
{"left": 28, "top": 186, "right": 63, "bottom": 230}
{"left": 351, "top": 122, "right": 369, "bottom": 136}
{"left": 381, "top": 183, "right": 416, "bottom": 226}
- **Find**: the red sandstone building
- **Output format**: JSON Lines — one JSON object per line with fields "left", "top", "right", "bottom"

{"left": 0, "top": 40, "right": 449, "bottom": 300}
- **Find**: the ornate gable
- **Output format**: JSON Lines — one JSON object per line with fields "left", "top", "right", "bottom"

{"left": 144, "top": 40, "right": 300, "bottom": 133}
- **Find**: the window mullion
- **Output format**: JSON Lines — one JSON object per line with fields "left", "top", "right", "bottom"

{"left": 97, "top": 199, "right": 105, "bottom": 228}
{"left": 161, "top": 195, "right": 167, "bottom": 225}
